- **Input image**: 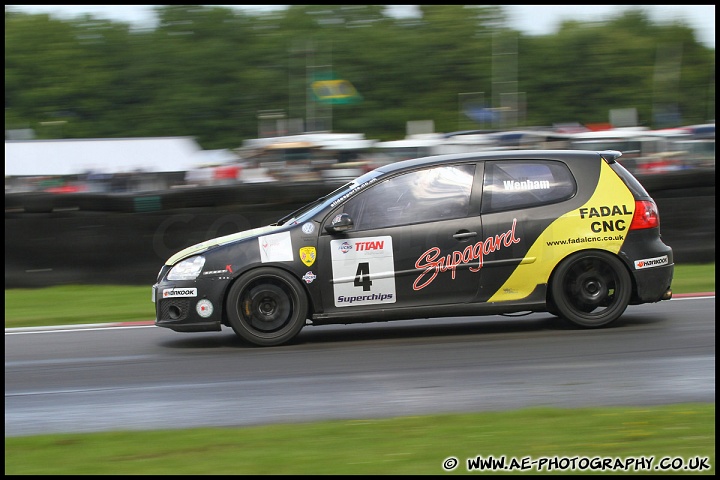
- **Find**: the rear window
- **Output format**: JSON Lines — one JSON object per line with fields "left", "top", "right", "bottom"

{"left": 482, "top": 160, "right": 576, "bottom": 213}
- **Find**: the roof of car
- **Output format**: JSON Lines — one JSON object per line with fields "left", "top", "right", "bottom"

{"left": 376, "top": 149, "right": 621, "bottom": 175}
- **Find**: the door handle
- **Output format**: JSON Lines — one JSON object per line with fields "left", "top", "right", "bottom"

{"left": 453, "top": 231, "right": 477, "bottom": 240}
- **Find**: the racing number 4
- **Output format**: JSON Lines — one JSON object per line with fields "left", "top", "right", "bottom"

{"left": 354, "top": 262, "right": 372, "bottom": 291}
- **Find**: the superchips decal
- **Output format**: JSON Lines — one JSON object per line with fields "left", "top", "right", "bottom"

{"left": 330, "top": 235, "right": 396, "bottom": 307}
{"left": 489, "top": 160, "right": 635, "bottom": 303}
{"left": 259, "top": 231, "right": 294, "bottom": 263}
{"left": 299, "top": 246, "right": 317, "bottom": 267}
{"left": 413, "top": 219, "right": 521, "bottom": 290}
{"left": 634, "top": 255, "right": 669, "bottom": 269}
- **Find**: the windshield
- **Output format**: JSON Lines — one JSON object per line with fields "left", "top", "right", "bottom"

{"left": 275, "top": 170, "right": 384, "bottom": 226}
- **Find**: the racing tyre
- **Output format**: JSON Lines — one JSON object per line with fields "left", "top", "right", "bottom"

{"left": 226, "top": 268, "right": 308, "bottom": 346}
{"left": 550, "top": 251, "right": 632, "bottom": 328}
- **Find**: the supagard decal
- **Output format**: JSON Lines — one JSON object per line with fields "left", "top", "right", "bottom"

{"left": 299, "top": 246, "right": 317, "bottom": 267}
{"left": 163, "top": 287, "right": 197, "bottom": 298}
{"left": 413, "top": 219, "right": 520, "bottom": 290}
{"left": 302, "top": 271, "right": 317, "bottom": 284}
{"left": 634, "top": 255, "right": 669, "bottom": 269}
{"left": 259, "top": 231, "right": 294, "bottom": 263}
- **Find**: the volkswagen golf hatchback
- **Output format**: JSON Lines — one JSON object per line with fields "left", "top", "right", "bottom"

{"left": 153, "top": 150, "right": 673, "bottom": 346}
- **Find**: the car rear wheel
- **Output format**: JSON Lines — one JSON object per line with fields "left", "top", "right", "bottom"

{"left": 550, "top": 251, "right": 632, "bottom": 328}
{"left": 226, "top": 268, "right": 308, "bottom": 346}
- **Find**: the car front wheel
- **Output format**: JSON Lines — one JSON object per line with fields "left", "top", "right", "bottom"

{"left": 226, "top": 268, "right": 308, "bottom": 346}
{"left": 550, "top": 251, "right": 632, "bottom": 328}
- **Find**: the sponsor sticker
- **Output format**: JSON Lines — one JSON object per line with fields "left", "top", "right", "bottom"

{"left": 302, "top": 222, "right": 315, "bottom": 234}
{"left": 259, "top": 231, "right": 294, "bottom": 263}
{"left": 302, "top": 271, "right": 317, "bottom": 284}
{"left": 203, "top": 268, "right": 231, "bottom": 276}
{"left": 163, "top": 288, "right": 197, "bottom": 298}
{"left": 634, "top": 255, "right": 669, "bottom": 269}
{"left": 299, "top": 246, "right": 317, "bottom": 267}
{"left": 196, "top": 299, "right": 214, "bottom": 318}
{"left": 330, "top": 235, "right": 396, "bottom": 307}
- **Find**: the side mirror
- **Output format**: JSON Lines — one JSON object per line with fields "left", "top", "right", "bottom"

{"left": 325, "top": 213, "right": 354, "bottom": 233}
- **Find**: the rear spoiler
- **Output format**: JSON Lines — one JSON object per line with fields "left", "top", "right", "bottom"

{"left": 599, "top": 150, "right": 623, "bottom": 163}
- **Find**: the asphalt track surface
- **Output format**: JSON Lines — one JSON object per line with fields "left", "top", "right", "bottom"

{"left": 4, "top": 294, "right": 715, "bottom": 437}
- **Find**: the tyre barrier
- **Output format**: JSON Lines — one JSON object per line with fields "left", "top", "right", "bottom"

{"left": 4, "top": 175, "right": 714, "bottom": 288}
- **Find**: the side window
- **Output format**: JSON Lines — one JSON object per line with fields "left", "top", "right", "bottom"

{"left": 343, "top": 164, "right": 475, "bottom": 230}
{"left": 482, "top": 160, "right": 575, "bottom": 213}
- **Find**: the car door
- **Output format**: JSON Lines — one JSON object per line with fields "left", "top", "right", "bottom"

{"left": 317, "top": 163, "right": 482, "bottom": 313}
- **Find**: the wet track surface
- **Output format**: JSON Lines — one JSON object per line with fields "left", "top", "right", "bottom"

{"left": 5, "top": 296, "right": 715, "bottom": 437}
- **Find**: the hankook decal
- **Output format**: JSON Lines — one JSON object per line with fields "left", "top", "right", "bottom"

{"left": 635, "top": 255, "right": 669, "bottom": 269}
{"left": 163, "top": 288, "right": 197, "bottom": 298}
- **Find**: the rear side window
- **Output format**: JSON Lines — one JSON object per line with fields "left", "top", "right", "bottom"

{"left": 482, "top": 160, "right": 576, "bottom": 213}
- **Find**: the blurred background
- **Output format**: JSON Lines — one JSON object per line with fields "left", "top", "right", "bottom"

{"left": 4, "top": 5, "right": 715, "bottom": 287}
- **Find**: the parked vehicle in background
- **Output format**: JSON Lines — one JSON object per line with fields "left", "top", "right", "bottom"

{"left": 568, "top": 124, "right": 715, "bottom": 174}
{"left": 153, "top": 149, "right": 674, "bottom": 347}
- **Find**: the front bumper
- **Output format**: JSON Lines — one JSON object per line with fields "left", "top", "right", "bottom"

{"left": 152, "top": 282, "right": 223, "bottom": 333}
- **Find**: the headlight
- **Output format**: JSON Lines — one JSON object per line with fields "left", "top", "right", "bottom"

{"left": 167, "top": 256, "right": 206, "bottom": 281}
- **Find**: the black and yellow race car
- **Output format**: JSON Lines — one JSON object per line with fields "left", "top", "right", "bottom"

{"left": 153, "top": 150, "right": 673, "bottom": 346}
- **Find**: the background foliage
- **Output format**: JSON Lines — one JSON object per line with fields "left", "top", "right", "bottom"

{"left": 5, "top": 5, "right": 716, "bottom": 149}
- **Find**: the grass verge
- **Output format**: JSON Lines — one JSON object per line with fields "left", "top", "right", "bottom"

{"left": 4, "top": 403, "right": 715, "bottom": 474}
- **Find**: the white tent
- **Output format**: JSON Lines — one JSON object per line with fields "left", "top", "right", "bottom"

{"left": 4, "top": 137, "right": 209, "bottom": 176}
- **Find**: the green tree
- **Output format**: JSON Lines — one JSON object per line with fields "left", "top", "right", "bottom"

{"left": 5, "top": 5, "right": 715, "bottom": 148}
